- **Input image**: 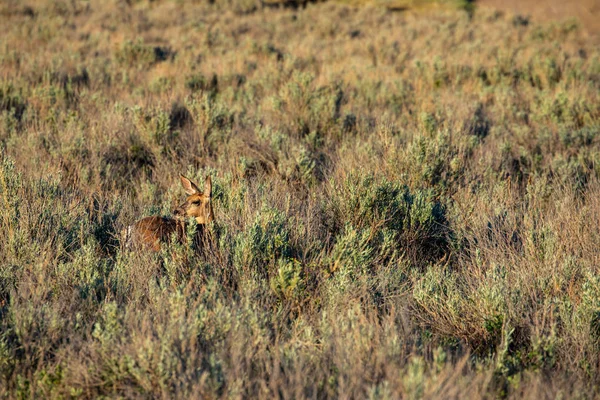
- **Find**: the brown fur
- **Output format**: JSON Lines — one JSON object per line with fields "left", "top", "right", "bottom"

{"left": 126, "top": 174, "right": 213, "bottom": 251}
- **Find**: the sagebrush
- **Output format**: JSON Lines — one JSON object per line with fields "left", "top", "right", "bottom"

{"left": 0, "top": 0, "right": 599, "bottom": 398}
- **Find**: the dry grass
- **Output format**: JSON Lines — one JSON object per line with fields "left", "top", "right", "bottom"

{"left": 0, "top": 0, "right": 599, "bottom": 398}
{"left": 479, "top": 0, "right": 600, "bottom": 40}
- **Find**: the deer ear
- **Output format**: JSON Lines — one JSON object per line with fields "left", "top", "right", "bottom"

{"left": 204, "top": 175, "right": 212, "bottom": 197}
{"left": 180, "top": 174, "right": 200, "bottom": 195}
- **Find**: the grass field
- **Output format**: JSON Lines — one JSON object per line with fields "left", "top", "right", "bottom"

{"left": 0, "top": 0, "right": 599, "bottom": 398}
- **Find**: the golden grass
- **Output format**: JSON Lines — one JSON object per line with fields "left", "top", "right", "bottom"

{"left": 0, "top": 0, "right": 599, "bottom": 398}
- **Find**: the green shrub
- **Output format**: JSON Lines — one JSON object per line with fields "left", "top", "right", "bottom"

{"left": 115, "top": 39, "right": 173, "bottom": 69}
{"left": 100, "top": 135, "right": 155, "bottom": 191}
{"left": 0, "top": 82, "right": 27, "bottom": 123}
{"left": 233, "top": 205, "right": 292, "bottom": 277}
{"left": 1, "top": 1, "right": 600, "bottom": 397}
{"left": 326, "top": 173, "right": 449, "bottom": 266}
{"left": 270, "top": 258, "right": 305, "bottom": 302}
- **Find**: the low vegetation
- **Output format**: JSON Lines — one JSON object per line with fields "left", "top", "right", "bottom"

{"left": 0, "top": 0, "right": 599, "bottom": 398}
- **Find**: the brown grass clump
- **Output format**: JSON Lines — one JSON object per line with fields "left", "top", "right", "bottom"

{"left": 0, "top": 0, "right": 599, "bottom": 398}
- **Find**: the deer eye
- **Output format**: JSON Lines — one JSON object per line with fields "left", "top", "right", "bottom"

{"left": 192, "top": 200, "right": 201, "bottom": 205}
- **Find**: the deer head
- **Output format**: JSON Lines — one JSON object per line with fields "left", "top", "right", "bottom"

{"left": 173, "top": 174, "right": 214, "bottom": 225}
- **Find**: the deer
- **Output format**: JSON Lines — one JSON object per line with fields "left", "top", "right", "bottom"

{"left": 124, "top": 174, "right": 214, "bottom": 251}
